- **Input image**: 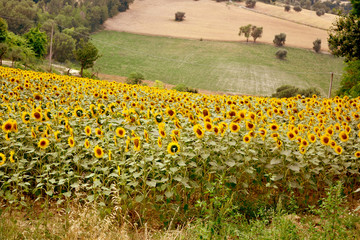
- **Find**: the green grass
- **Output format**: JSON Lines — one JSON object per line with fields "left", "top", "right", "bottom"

{"left": 92, "top": 31, "right": 344, "bottom": 96}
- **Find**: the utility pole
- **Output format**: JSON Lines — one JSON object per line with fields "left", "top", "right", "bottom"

{"left": 49, "top": 23, "right": 54, "bottom": 72}
{"left": 328, "top": 72, "right": 334, "bottom": 98}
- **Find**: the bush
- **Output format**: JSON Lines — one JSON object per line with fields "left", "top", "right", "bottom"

{"left": 175, "top": 12, "right": 185, "bottom": 21}
{"left": 284, "top": 5, "right": 291, "bottom": 11}
{"left": 293, "top": 5, "right": 302, "bottom": 12}
{"left": 245, "top": 0, "right": 256, "bottom": 8}
{"left": 273, "top": 33, "right": 286, "bottom": 46}
{"left": 276, "top": 49, "right": 288, "bottom": 60}
{"left": 154, "top": 80, "right": 165, "bottom": 89}
{"left": 316, "top": 8, "right": 326, "bottom": 16}
{"left": 172, "top": 84, "right": 198, "bottom": 93}
{"left": 337, "top": 60, "right": 360, "bottom": 97}
{"left": 272, "top": 85, "right": 321, "bottom": 98}
{"left": 126, "top": 72, "right": 144, "bottom": 85}
{"left": 313, "top": 39, "right": 321, "bottom": 53}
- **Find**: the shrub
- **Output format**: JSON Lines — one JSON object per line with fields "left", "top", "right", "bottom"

{"left": 284, "top": 5, "right": 291, "bottom": 11}
{"left": 316, "top": 9, "right": 326, "bottom": 16}
{"left": 126, "top": 72, "right": 144, "bottom": 85}
{"left": 337, "top": 60, "right": 360, "bottom": 97}
{"left": 313, "top": 39, "right": 321, "bottom": 53}
{"left": 272, "top": 85, "right": 321, "bottom": 98}
{"left": 273, "top": 33, "right": 286, "bottom": 46}
{"left": 293, "top": 5, "right": 302, "bottom": 12}
{"left": 154, "top": 80, "right": 165, "bottom": 89}
{"left": 175, "top": 12, "right": 185, "bottom": 21}
{"left": 276, "top": 49, "right": 287, "bottom": 60}
{"left": 245, "top": 0, "right": 256, "bottom": 8}
{"left": 172, "top": 84, "right": 198, "bottom": 93}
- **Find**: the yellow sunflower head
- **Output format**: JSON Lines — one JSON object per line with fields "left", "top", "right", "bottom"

{"left": 94, "top": 145, "right": 104, "bottom": 158}
{"left": 68, "top": 136, "right": 75, "bottom": 148}
{"left": 167, "top": 142, "right": 180, "bottom": 155}
{"left": 116, "top": 127, "right": 126, "bottom": 138}
{"left": 38, "top": 138, "right": 50, "bottom": 149}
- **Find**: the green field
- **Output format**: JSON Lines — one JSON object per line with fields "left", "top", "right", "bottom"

{"left": 92, "top": 31, "right": 344, "bottom": 96}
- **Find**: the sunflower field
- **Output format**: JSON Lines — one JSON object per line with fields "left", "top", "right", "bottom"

{"left": 0, "top": 66, "right": 360, "bottom": 224}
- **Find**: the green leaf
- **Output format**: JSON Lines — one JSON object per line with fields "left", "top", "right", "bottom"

{"left": 63, "top": 192, "right": 71, "bottom": 198}
{"left": 225, "top": 160, "right": 236, "bottom": 167}
{"left": 165, "top": 191, "right": 173, "bottom": 198}
{"left": 146, "top": 180, "right": 157, "bottom": 187}
{"left": 270, "top": 158, "right": 282, "bottom": 165}
{"left": 135, "top": 195, "right": 144, "bottom": 202}
{"left": 271, "top": 174, "right": 284, "bottom": 181}
{"left": 87, "top": 195, "right": 95, "bottom": 202}
{"left": 287, "top": 164, "right": 300, "bottom": 172}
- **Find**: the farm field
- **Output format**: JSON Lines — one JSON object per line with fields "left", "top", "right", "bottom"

{"left": 104, "top": 0, "right": 337, "bottom": 50}
{"left": 0, "top": 66, "right": 360, "bottom": 238}
{"left": 93, "top": 31, "right": 344, "bottom": 96}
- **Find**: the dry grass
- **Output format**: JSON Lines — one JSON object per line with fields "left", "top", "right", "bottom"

{"left": 104, "top": 0, "right": 337, "bottom": 50}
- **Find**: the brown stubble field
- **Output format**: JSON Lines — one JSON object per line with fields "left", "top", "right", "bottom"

{"left": 104, "top": 0, "right": 338, "bottom": 50}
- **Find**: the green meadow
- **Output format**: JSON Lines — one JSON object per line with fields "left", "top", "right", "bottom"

{"left": 92, "top": 31, "right": 344, "bottom": 96}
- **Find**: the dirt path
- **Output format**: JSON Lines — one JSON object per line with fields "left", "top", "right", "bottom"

{"left": 104, "top": 0, "right": 336, "bottom": 50}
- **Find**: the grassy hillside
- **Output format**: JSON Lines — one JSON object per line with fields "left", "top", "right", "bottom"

{"left": 93, "top": 31, "right": 344, "bottom": 96}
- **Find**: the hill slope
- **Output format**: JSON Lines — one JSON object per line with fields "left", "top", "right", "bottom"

{"left": 104, "top": 0, "right": 337, "bottom": 50}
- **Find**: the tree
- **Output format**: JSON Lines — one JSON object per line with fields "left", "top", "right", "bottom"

{"left": 74, "top": 40, "right": 101, "bottom": 77}
{"left": 24, "top": 26, "right": 48, "bottom": 58}
{"left": 273, "top": 33, "right": 286, "bottom": 46}
{"left": 251, "top": 26, "right": 263, "bottom": 42}
{"left": 284, "top": 5, "right": 291, "bottom": 11}
{"left": 316, "top": 9, "right": 326, "bottom": 16}
{"left": 52, "top": 32, "right": 76, "bottom": 63}
{"left": 245, "top": 0, "right": 256, "bottom": 8}
{"left": 239, "top": 24, "right": 252, "bottom": 42}
{"left": 293, "top": 5, "right": 302, "bottom": 12}
{"left": 175, "top": 12, "right": 185, "bottom": 21}
{"left": 276, "top": 49, "right": 287, "bottom": 59}
{"left": 0, "top": 43, "right": 8, "bottom": 65}
{"left": 328, "top": 14, "right": 360, "bottom": 62}
{"left": 336, "top": 60, "right": 360, "bottom": 97}
{"left": 313, "top": 39, "right": 321, "bottom": 53}
{"left": 0, "top": 17, "right": 8, "bottom": 43}
{"left": 6, "top": 32, "right": 36, "bottom": 67}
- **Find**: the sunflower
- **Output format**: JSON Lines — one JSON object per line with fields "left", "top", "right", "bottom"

{"left": 193, "top": 124, "right": 204, "bottom": 138}
{"left": 108, "top": 150, "right": 112, "bottom": 161}
{"left": 85, "top": 126, "right": 91, "bottom": 136}
{"left": 0, "top": 153, "right": 5, "bottom": 166}
{"left": 54, "top": 131, "right": 60, "bottom": 141}
{"left": 355, "top": 151, "right": 360, "bottom": 158}
{"left": 229, "top": 122, "right": 240, "bottom": 133}
{"left": 172, "top": 129, "right": 180, "bottom": 137}
{"left": 301, "top": 139, "right": 309, "bottom": 148}
{"left": 308, "top": 133, "right": 316, "bottom": 143}
{"left": 116, "top": 127, "right": 126, "bottom": 138}
{"left": 133, "top": 137, "right": 141, "bottom": 151}
{"left": 213, "top": 125, "right": 220, "bottom": 135}
{"left": 125, "top": 137, "right": 131, "bottom": 152}
{"left": 202, "top": 108, "right": 210, "bottom": 117}
{"left": 154, "top": 113, "right": 163, "bottom": 124}
{"left": 166, "top": 108, "right": 176, "bottom": 118}
{"left": 258, "top": 128, "right": 267, "bottom": 138}
{"left": 276, "top": 139, "right": 282, "bottom": 148}
{"left": 157, "top": 136, "right": 162, "bottom": 148}
{"left": 2, "top": 119, "right": 13, "bottom": 133}
{"left": 84, "top": 139, "right": 90, "bottom": 149}
{"left": 38, "top": 138, "right": 50, "bottom": 149}
{"left": 339, "top": 131, "right": 349, "bottom": 142}
{"left": 21, "top": 112, "right": 31, "bottom": 124}
{"left": 243, "top": 134, "right": 251, "bottom": 143}
{"left": 144, "top": 129, "right": 149, "bottom": 143}
{"left": 159, "top": 127, "right": 166, "bottom": 138}
{"left": 287, "top": 131, "right": 296, "bottom": 141}
{"left": 95, "top": 128, "right": 103, "bottom": 137}
{"left": 68, "top": 136, "right": 75, "bottom": 148}
{"left": 271, "top": 132, "right": 279, "bottom": 139}
{"left": 299, "top": 145, "right": 306, "bottom": 154}
{"left": 326, "top": 127, "right": 334, "bottom": 136}
{"left": 32, "top": 111, "right": 43, "bottom": 121}
{"left": 174, "top": 120, "right": 182, "bottom": 129}
{"left": 31, "top": 127, "right": 36, "bottom": 138}
{"left": 204, "top": 122, "right": 213, "bottom": 132}
{"left": 9, "top": 150, "right": 15, "bottom": 163}
{"left": 269, "top": 123, "right": 279, "bottom": 131}
{"left": 94, "top": 145, "right": 104, "bottom": 158}
{"left": 329, "top": 140, "right": 337, "bottom": 148}
{"left": 167, "top": 142, "right": 180, "bottom": 155}
{"left": 334, "top": 145, "right": 343, "bottom": 154}
{"left": 246, "top": 121, "right": 255, "bottom": 131}
{"left": 320, "top": 135, "right": 331, "bottom": 145}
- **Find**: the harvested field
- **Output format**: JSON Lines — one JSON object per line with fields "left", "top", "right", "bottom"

{"left": 104, "top": 0, "right": 338, "bottom": 50}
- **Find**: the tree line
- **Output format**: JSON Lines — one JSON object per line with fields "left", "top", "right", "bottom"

{"left": 0, "top": 0, "right": 133, "bottom": 76}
